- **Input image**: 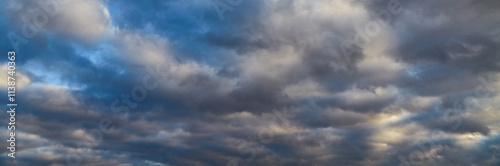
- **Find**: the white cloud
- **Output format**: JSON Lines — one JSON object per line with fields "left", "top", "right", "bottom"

{"left": 239, "top": 45, "right": 301, "bottom": 80}
{"left": 24, "top": 84, "right": 80, "bottom": 112}
{"left": 0, "top": 64, "right": 30, "bottom": 88}
{"left": 113, "top": 30, "right": 237, "bottom": 96}
{"left": 51, "top": 0, "right": 111, "bottom": 42}
{"left": 4, "top": 0, "right": 111, "bottom": 43}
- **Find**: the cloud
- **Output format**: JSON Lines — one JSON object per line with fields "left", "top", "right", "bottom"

{"left": 23, "top": 85, "right": 79, "bottom": 112}
{"left": 3, "top": 0, "right": 111, "bottom": 43}
{"left": 1, "top": 0, "right": 499, "bottom": 165}
{"left": 0, "top": 64, "right": 30, "bottom": 88}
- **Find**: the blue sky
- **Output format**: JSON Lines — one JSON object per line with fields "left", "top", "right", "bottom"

{"left": 1, "top": 0, "right": 500, "bottom": 165}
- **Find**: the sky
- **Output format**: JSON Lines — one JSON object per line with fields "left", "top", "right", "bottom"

{"left": 0, "top": 0, "right": 499, "bottom": 165}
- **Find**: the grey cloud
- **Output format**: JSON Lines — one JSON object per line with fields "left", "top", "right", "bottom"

{"left": 1, "top": 0, "right": 500, "bottom": 165}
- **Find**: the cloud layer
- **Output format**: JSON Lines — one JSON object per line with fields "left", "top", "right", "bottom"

{"left": 1, "top": 0, "right": 499, "bottom": 165}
